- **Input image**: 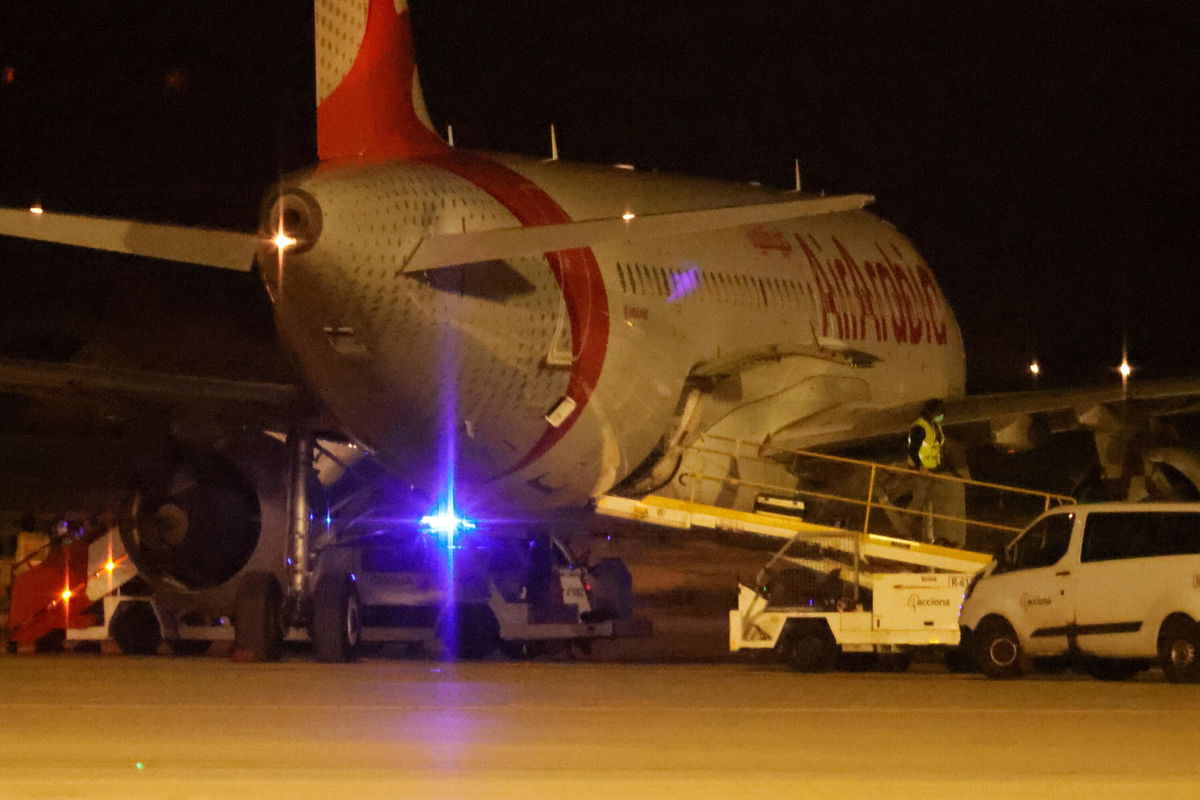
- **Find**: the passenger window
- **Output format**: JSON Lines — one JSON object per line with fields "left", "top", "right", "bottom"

{"left": 1082, "top": 512, "right": 1200, "bottom": 562}
{"left": 1001, "top": 514, "right": 1074, "bottom": 572}
{"left": 1159, "top": 513, "right": 1200, "bottom": 555}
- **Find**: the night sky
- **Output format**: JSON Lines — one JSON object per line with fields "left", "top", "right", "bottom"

{"left": 1, "top": 1, "right": 1198, "bottom": 393}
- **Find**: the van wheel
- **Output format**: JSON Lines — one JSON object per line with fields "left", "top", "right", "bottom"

{"left": 1086, "top": 659, "right": 1141, "bottom": 681}
{"left": 974, "top": 618, "right": 1023, "bottom": 679}
{"left": 779, "top": 623, "right": 837, "bottom": 672}
{"left": 1159, "top": 617, "right": 1200, "bottom": 683}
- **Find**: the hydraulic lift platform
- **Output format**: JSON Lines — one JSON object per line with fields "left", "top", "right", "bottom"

{"left": 595, "top": 485, "right": 1040, "bottom": 672}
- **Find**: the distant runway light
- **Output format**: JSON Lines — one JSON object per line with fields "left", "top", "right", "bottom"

{"left": 622, "top": 211, "right": 636, "bottom": 221}
{"left": 3, "top": 66, "right": 15, "bottom": 85}
{"left": 1119, "top": 359, "right": 1132, "bottom": 379}
{"left": 29, "top": 205, "right": 43, "bottom": 215}
{"left": 613, "top": 163, "right": 635, "bottom": 171}
{"left": 1029, "top": 360, "right": 1040, "bottom": 377}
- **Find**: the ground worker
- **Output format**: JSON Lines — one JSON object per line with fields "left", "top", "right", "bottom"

{"left": 879, "top": 399, "right": 961, "bottom": 543}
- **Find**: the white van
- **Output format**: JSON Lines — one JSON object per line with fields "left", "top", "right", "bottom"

{"left": 959, "top": 502, "right": 1200, "bottom": 682}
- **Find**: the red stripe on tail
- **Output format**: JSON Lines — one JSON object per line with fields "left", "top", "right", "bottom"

{"left": 317, "top": 0, "right": 448, "bottom": 161}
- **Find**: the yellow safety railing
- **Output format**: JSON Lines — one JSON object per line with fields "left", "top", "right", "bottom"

{"left": 679, "top": 434, "right": 1074, "bottom": 550}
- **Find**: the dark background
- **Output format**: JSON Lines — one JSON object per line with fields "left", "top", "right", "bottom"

{"left": 1, "top": 0, "right": 1198, "bottom": 393}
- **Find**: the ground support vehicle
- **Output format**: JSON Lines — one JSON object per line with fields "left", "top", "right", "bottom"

{"left": 16, "top": 521, "right": 647, "bottom": 661}
{"left": 598, "top": 493, "right": 990, "bottom": 671}
{"left": 961, "top": 502, "right": 1200, "bottom": 682}
{"left": 308, "top": 524, "right": 649, "bottom": 662}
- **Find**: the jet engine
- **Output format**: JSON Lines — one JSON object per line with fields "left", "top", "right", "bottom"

{"left": 119, "top": 432, "right": 293, "bottom": 612}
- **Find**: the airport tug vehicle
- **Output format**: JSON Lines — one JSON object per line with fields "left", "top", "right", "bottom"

{"left": 7, "top": 513, "right": 646, "bottom": 661}
{"left": 307, "top": 516, "right": 647, "bottom": 662}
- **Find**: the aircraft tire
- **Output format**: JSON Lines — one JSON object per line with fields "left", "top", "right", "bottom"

{"left": 233, "top": 571, "right": 283, "bottom": 662}
{"left": 312, "top": 574, "right": 361, "bottom": 663}
{"left": 111, "top": 601, "right": 162, "bottom": 656}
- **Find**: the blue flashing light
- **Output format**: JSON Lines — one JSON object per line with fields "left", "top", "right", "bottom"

{"left": 420, "top": 509, "right": 477, "bottom": 545}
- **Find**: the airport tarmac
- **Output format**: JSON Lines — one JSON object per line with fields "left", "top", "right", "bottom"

{"left": 2, "top": 653, "right": 1199, "bottom": 799}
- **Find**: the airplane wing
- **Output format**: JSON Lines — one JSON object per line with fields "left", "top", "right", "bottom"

{"left": 0, "top": 207, "right": 259, "bottom": 271}
{"left": 766, "top": 375, "right": 1200, "bottom": 454}
{"left": 0, "top": 195, "right": 867, "bottom": 275}
{"left": 950, "top": 379, "right": 1200, "bottom": 424}
{"left": 0, "top": 356, "right": 301, "bottom": 419}
{"left": 402, "top": 194, "right": 873, "bottom": 273}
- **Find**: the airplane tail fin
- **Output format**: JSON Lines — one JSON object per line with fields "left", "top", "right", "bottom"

{"left": 315, "top": 0, "right": 449, "bottom": 161}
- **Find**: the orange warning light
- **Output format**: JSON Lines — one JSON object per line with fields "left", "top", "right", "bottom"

{"left": 106, "top": 561, "right": 116, "bottom": 573}
{"left": 61, "top": 588, "right": 72, "bottom": 601}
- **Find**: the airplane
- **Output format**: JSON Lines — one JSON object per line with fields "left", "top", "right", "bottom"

{"left": 2, "top": 0, "right": 1199, "bottom": 658}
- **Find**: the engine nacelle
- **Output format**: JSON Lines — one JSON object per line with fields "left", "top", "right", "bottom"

{"left": 990, "top": 413, "right": 1049, "bottom": 454}
{"left": 119, "top": 432, "right": 293, "bottom": 613}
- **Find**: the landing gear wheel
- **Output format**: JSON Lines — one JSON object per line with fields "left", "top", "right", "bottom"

{"left": 439, "top": 605, "right": 499, "bottom": 660}
{"left": 312, "top": 574, "right": 362, "bottom": 663}
{"left": 111, "top": 602, "right": 162, "bottom": 655}
{"left": 779, "top": 624, "right": 837, "bottom": 672}
{"left": 1085, "top": 659, "right": 1142, "bottom": 681}
{"left": 973, "top": 619, "right": 1023, "bottom": 679}
{"left": 233, "top": 572, "right": 283, "bottom": 662}
{"left": 878, "top": 652, "right": 914, "bottom": 673}
{"left": 168, "top": 639, "right": 212, "bottom": 657}
{"left": 1159, "top": 617, "right": 1200, "bottom": 683}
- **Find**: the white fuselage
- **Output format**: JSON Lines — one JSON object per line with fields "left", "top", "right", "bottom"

{"left": 261, "top": 152, "right": 964, "bottom": 512}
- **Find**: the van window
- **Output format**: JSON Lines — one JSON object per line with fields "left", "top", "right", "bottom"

{"left": 1000, "top": 514, "right": 1074, "bottom": 572}
{"left": 1081, "top": 511, "right": 1200, "bottom": 562}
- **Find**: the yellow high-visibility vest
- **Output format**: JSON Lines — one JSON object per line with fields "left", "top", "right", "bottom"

{"left": 913, "top": 417, "right": 943, "bottom": 469}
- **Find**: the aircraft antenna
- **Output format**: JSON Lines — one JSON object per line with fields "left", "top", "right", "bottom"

{"left": 793, "top": 159, "right": 802, "bottom": 192}
{"left": 549, "top": 124, "right": 559, "bottom": 161}
{"left": 446, "top": 125, "right": 455, "bottom": 148}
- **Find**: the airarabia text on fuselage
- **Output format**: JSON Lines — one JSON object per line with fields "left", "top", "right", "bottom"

{"left": 798, "top": 235, "right": 949, "bottom": 346}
